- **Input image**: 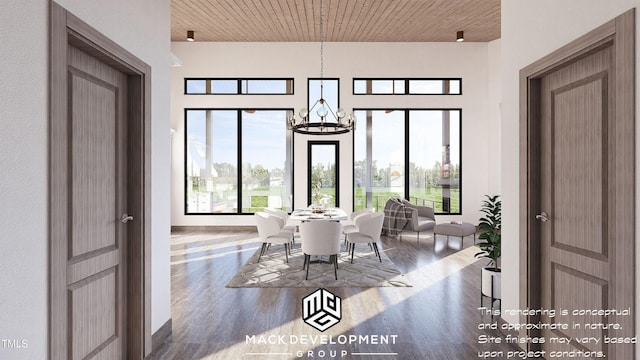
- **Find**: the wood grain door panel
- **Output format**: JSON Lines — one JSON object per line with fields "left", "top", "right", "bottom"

{"left": 551, "top": 72, "right": 608, "bottom": 259}
{"left": 67, "top": 44, "right": 127, "bottom": 360}
{"left": 69, "top": 269, "right": 118, "bottom": 360}
{"left": 70, "top": 69, "right": 118, "bottom": 257}
{"left": 539, "top": 43, "right": 612, "bottom": 356}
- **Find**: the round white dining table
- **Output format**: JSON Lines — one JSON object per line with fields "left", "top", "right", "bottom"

{"left": 289, "top": 208, "right": 348, "bottom": 221}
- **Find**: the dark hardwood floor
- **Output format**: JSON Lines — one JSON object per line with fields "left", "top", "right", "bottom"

{"left": 146, "top": 229, "right": 519, "bottom": 359}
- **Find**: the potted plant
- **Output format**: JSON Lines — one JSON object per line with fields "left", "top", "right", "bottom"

{"left": 475, "top": 195, "right": 501, "bottom": 300}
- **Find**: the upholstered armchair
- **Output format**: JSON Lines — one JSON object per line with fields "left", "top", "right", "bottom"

{"left": 401, "top": 200, "right": 436, "bottom": 242}
{"left": 382, "top": 198, "right": 437, "bottom": 242}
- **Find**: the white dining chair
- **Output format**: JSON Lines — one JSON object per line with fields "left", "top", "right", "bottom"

{"left": 344, "top": 211, "right": 374, "bottom": 252}
{"left": 264, "top": 208, "right": 297, "bottom": 233}
{"left": 342, "top": 207, "right": 374, "bottom": 233}
{"left": 300, "top": 221, "right": 343, "bottom": 280}
{"left": 345, "top": 212, "right": 385, "bottom": 263}
{"left": 255, "top": 212, "right": 293, "bottom": 263}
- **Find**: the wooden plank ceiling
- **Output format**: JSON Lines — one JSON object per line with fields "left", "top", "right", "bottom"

{"left": 171, "top": 0, "right": 501, "bottom": 42}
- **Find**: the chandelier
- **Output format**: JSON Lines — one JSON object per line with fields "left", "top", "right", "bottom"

{"left": 287, "top": 0, "right": 355, "bottom": 135}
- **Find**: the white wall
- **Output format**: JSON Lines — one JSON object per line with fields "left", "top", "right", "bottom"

{"left": 500, "top": 0, "right": 640, "bottom": 343}
{"left": 487, "top": 39, "right": 502, "bottom": 194}
{"left": 0, "top": 2, "right": 49, "bottom": 358}
{"left": 170, "top": 41, "right": 501, "bottom": 226}
{"left": 0, "top": 0, "right": 171, "bottom": 358}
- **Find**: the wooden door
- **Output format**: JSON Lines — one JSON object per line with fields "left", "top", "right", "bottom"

{"left": 539, "top": 41, "right": 614, "bottom": 357}
{"left": 520, "top": 10, "right": 634, "bottom": 360}
{"left": 65, "top": 44, "right": 129, "bottom": 360}
{"left": 50, "top": 3, "right": 152, "bottom": 358}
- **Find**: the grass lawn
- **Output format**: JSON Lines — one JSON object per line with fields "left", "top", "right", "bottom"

{"left": 354, "top": 187, "right": 460, "bottom": 213}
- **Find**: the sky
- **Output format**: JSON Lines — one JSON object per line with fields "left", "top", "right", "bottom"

{"left": 187, "top": 109, "right": 287, "bottom": 171}
{"left": 355, "top": 109, "right": 461, "bottom": 170}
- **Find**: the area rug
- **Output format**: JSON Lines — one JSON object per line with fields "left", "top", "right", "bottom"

{"left": 226, "top": 242, "right": 412, "bottom": 288}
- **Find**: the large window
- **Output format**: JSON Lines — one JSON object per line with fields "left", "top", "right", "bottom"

{"left": 353, "top": 110, "right": 405, "bottom": 211}
{"left": 185, "top": 109, "right": 292, "bottom": 214}
{"left": 354, "top": 109, "right": 461, "bottom": 214}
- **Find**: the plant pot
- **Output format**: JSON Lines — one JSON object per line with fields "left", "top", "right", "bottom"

{"left": 481, "top": 267, "right": 501, "bottom": 299}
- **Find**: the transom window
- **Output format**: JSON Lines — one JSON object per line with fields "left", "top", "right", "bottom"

{"left": 353, "top": 78, "right": 461, "bottom": 95}
{"left": 307, "top": 78, "right": 340, "bottom": 122}
{"left": 185, "top": 78, "right": 294, "bottom": 95}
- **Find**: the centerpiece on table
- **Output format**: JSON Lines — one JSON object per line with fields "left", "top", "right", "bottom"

{"left": 311, "top": 179, "right": 325, "bottom": 213}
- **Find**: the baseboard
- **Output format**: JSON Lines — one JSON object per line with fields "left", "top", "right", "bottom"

{"left": 171, "top": 225, "right": 256, "bottom": 232}
{"left": 151, "top": 318, "right": 172, "bottom": 349}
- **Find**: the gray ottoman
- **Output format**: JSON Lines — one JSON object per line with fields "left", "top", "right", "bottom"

{"left": 433, "top": 222, "right": 477, "bottom": 247}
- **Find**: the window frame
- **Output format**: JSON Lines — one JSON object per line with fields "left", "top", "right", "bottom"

{"left": 184, "top": 107, "right": 294, "bottom": 215}
{"left": 352, "top": 78, "right": 462, "bottom": 95}
{"left": 184, "top": 78, "right": 295, "bottom": 95}
{"left": 307, "top": 140, "right": 340, "bottom": 208}
{"left": 307, "top": 78, "right": 340, "bottom": 123}
{"left": 352, "top": 108, "right": 463, "bottom": 215}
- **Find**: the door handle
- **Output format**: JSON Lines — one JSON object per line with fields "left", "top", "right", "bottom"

{"left": 535, "top": 212, "right": 549, "bottom": 222}
{"left": 121, "top": 213, "right": 134, "bottom": 223}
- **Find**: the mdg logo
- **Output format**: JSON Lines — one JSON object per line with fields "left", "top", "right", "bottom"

{"left": 302, "top": 288, "right": 342, "bottom": 332}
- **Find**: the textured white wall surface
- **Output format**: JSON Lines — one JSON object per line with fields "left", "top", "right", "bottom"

{"left": 0, "top": 1, "right": 171, "bottom": 358}
{"left": 0, "top": 1, "right": 49, "bottom": 358}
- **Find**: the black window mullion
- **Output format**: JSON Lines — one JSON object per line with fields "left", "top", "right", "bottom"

{"left": 458, "top": 109, "right": 463, "bottom": 213}
{"left": 307, "top": 143, "right": 312, "bottom": 207}
{"left": 404, "top": 110, "right": 410, "bottom": 202}
{"left": 183, "top": 109, "right": 189, "bottom": 214}
{"left": 237, "top": 110, "right": 243, "bottom": 213}
{"left": 337, "top": 78, "right": 340, "bottom": 109}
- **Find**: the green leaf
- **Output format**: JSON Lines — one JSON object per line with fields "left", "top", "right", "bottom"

{"left": 475, "top": 194, "right": 501, "bottom": 264}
